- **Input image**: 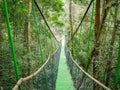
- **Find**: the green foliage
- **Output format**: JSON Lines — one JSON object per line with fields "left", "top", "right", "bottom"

{"left": 37, "top": 0, "right": 65, "bottom": 29}
{"left": 0, "top": 0, "right": 62, "bottom": 89}
{"left": 49, "top": 13, "right": 61, "bottom": 21}
{"left": 1, "top": 0, "right": 120, "bottom": 89}
{"left": 68, "top": 0, "right": 120, "bottom": 89}
{"left": 73, "top": 0, "right": 89, "bottom": 5}
{"left": 54, "top": 20, "right": 65, "bottom": 27}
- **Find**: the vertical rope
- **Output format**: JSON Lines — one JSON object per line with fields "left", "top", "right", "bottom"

{"left": 85, "top": 0, "right": 95, "bottom": 71}
{"left": 53, "top": 37, "right": 57, "bottom": 50}
{"left": 3, "top": 0, "right": 22, "bottom": 90}
{"left": 32, "top": 1, "right": 49, "bottom": 89}
{"left": 43, "top": 24, "right": 49, "bottom": 55}
{"left": 83, "top": 1, "right": 95, "bottom": 88}
{"left": 3, "top": 0, "right": 20, "bottom": 81}
{"left": 32, "top": 3, "right": 44, "bottom": 63}
{"left": 77, "top": 25, "right": 82, "bottom": 55}
{"left": 115, "top": 37, "right": 120, "bottom": 90}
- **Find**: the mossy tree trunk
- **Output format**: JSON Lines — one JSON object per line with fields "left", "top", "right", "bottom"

{"left": 93, "top": 0, "right": 100, "bottom": 89}
{"left": 24, "top": 0, "right": 32, "bottom": 89}
{"left": 24, "top": 0, "right": 32, "bottom": 76}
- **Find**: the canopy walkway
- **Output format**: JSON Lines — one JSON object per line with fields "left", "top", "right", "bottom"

{"left": 55, "top": 36, "right": 75, "bottom": 90}
{"left": 12, "top": 36, "right": 110, "bottom": 90}
{"left": 2, "top": 0, "right": 120, "bottom": 90}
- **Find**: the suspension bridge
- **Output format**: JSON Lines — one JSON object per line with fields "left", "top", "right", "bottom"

{"left": 2, "top": 0, "right": 120, "bottom": 90}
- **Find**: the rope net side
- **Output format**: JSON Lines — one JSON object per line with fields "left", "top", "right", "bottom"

{"left": 65, "top": 46, "right": 111, "bottom": 90}
{"left": 12, "top": 45, "right": 61, "bottom": 90}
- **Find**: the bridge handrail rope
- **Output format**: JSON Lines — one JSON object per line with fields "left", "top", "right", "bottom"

{"left": 33, "top": 0, "right": 58, "bottom": 42}
{"left": 68, "top": 0, "right": 94, "bottom": 43}
{"left": 66, "top": 47, "right": 111, "bottom": 90}
{"left": 12, "top": 45, "right": 60, "bottom": 90}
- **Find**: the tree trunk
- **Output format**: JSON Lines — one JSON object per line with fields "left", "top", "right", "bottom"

{"left": 87, "top": 0, "right": 110, "bottom": 74}
{"left": 105, "top": 0, "right": 118, "bottom": 86}
{"left": 94, "top": 0, "right": 100, "bottom": 42}
{"left": 101, "top": 0, "right": 106, "bottom": 46}
{"left": 24, "top": 0, "right": 32, "bottom": 89}
{"left": 0, "top": 15, "right": 3, "bottom": 45}
{"left": 99, "top": 0, "right": 110, "bottom": 35}
{"left": 69, "top": 0, "right": 74, "bottom": 55}
{"left": 93, "top": 0, "right": 100, "bottom": 89}
{"left": 24, "top": 0, "right": 32, "bottom": 76}
{"left": 27, "top": 0, "right": 31, "bottom": 76}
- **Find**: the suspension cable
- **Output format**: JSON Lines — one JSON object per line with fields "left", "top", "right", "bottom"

{"left": 70, "top": 0, "right": 94, "bottom": 42}
{"left": 33, "top": 0, "right": 58, "bottom": 42}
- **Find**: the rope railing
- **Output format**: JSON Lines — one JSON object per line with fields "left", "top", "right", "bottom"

{"left": 12, "top": 45, "right": 61, "bottom": 90}
{"left": 12, "top": 59, "right": 49, "bottom": 90}
{"left": 65, "top": 46, "right": 111, "bottom": 90}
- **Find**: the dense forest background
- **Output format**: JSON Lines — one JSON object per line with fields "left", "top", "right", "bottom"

{"left": 0, "top": 0, "right": 120, "bottom": 89}
{"left": 0, "top": 0, "right": 64, "bottom": 89}
{"left": 68, "top": 0, "right": 120, "bottom": 89}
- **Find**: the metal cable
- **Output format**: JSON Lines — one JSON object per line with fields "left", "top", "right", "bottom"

{"left": 33, "top": 0, "right": 58, "bottom": 42}
{"left": 70, "top": 0, "right": 94, "bottom": 42}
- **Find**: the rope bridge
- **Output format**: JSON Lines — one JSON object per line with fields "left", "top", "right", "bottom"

{"left": 65, "top": 46, "right": 110, "bottom": 90}
{"left": 12, "top": 39, "right": 110, "bottom": 90}
{"left": 12, "top": 45, "right": 61, "bottom": 90}
{"left": 2, "top": 0, "right": 119, "bottom": 90}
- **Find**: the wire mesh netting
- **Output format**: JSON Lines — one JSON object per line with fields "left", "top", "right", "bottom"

{"left": 65, "top": 46, "right": 106, "bottom": 90}
{"left": 21, "top": 45, "right": 61, "bottom": 90}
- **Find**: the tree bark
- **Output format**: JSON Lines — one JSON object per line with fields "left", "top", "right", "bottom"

{"left": 94, "top": 0, "right": 100, "bottom": 42}
{"left": 87, "top": 0, "right": 111, "bottom": 73}
{"left": 24, "top": 0, "right": 32, "bottom": 89}
{"left": 24, "top": 0, "right": 32, "bottom": 76}
{"left": 27, "top": 0, "right": 32, "bottom": 76}
{"left": 99, "top": 0, "right": 110, "bottom": 38}
{"left": 105, "top": 0, "right": 118, "bottom": 86}
{"left": 93, "top": 0, "right": 100, "bottom": 89}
